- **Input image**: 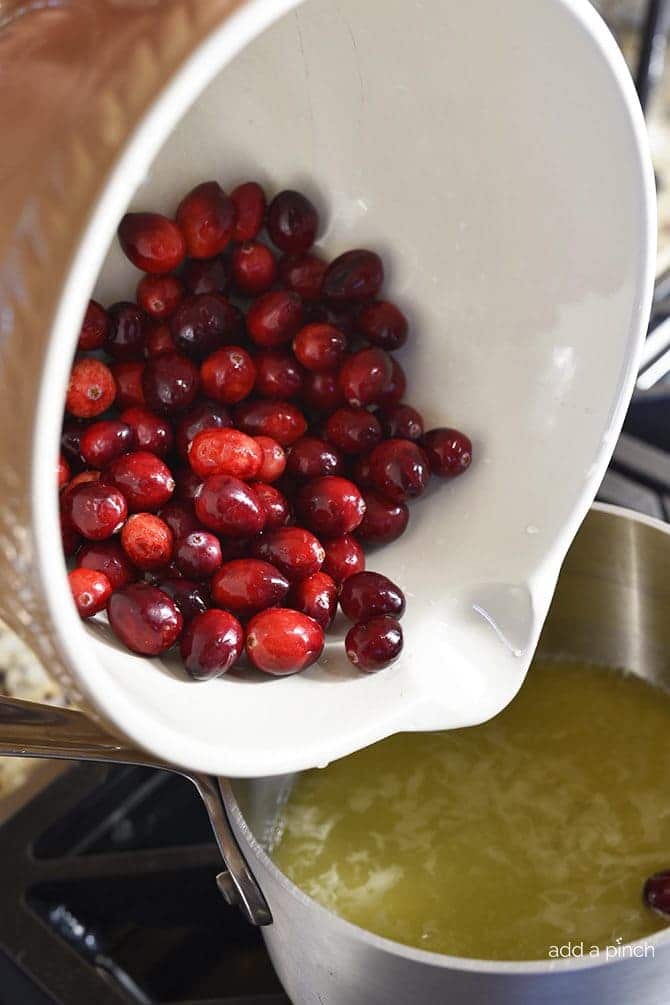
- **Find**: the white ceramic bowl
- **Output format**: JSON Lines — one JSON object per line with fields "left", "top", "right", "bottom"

{"left": 33, "top": 0, "right": 654, "bottom": 776}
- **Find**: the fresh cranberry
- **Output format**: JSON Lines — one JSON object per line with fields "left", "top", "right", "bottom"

{"left": 380, "top": 403, "right": 424, "bottom": 441}
{"left": 339, "top": 571, "right": 405, "bottom": 621}
{"left": 369, "top": 438, "right": 430, "bottom": 501}
{"left": 111, "top": 361, "right": 146, "bottom": 409}
{"left": 350, "top": 452, "right": 373, "bottom": 488}
{"left": 119, "top": 406, "right": 172, "bottom": 457}
{"left": 279, "top": 253, "right": 326, "bottom": 299}
{"left": 175, "top": 401, "right": 232, "bottom": 459}
{"left": 182, "top": 255, "right": 230, "bottom": 296}
{"left": 345, "top": 615, "right": 402, "bottom": 672}
{"left": 78, "top": 300, "right": 109, "bottom": 351}
{"left": 63, "top": 470, "right": 101, "bottom": 495}
{"left": 301, "top": 371, "right": 345, "bottom": 414}
{"left": 176, "top": 181, "right": 236, "bottom": 258}
{"left": 180, "top": 609, "right": 244, "bottom": 680}
{"left": 158, "top": 501, "right": 199, "bottom": 541}
{"left": 246, "top": 290, "right": 304, "bottom": 348}
{"left": 322, "top": 534, "right": 365, "bottom": 583}
{"left": 306, "top": 299, "right": 358, "bottom": 336}
{"left": 230, "top": 181, "right": 266, "bottom": 242}
{"left": 253, "top": 526, "right": 325, "bottom": 581}
{"left": 420, "top": 427, "right": 473, "bottom": 477}
{"left": 80, "top": 420, "right": 134, "bottom": 469}
{"left": 357, "top": 490, "right": 409, "bottom": 544}
{"left": 356, "top": 300, "right": 408, "bottom": 350}
{"left": 105, "top": 302, "right": 147, "bottom": 360}
{"left": 145, "top": 323, "right": 176, "bottom": 357}
{"left": 200, "top": 345, "right": 256, "bottom": 404}
{"left": 68, "top": 568, "right": 112, "bottom": 618}
{"left": 322, "top": 249, "right": 384, "bottom": 302}
{"left": 194, "top": 475, "right": 265, "bottom": 537}
{"left": 142, "top": 351, "right": 200, "bottom": 414}
{"left": 234, "top": 400, "right": 307, "bottom": 445}
{"left": 174, "top": 529, "right": 222, "bottom": 579}
{"left": 170, "top": 293, "right": 237, "bottom": 360}
{"left": 211, "top": 558, "right": 289, "bottom": 616}
{"left": 136, "top": 274, "right": 184, "bottom": 320}
{"left": 68, "top": 482, "right": 128, "bottom": 540}
{"left": 339, "top": 348, "right": 392, "bottom": 407}
{"left": 188, "top": 428, "right": 263, "bottom": 480}
{"left": 118, "top": 212, "right": 186, "bottom": 274}
{"left": 61, "top": 420, "right": 85, "bottom": 470}
{"left": 297, "top": 476, "right": 365, "bottom": 537}
{"left": 231, "top": 241, "right": 277, "bottom": 295}
{"left": 174, "top": 466, "right": 203, "bottom": 503}
{"left": 643, "top": 871, "right": 670, "bottom": 916}
{"left": 377, "top": 357, "right": 406, "bottom": 407}
{"left": 293, "top": 323, "right": 347, "bottom": 372}
{"left": 246, "top": 608, "right": 324, "bottom": 675}
{"left": 253, "top": 351, "right": 304, "bottom": 400}
{"left": 66, "top": 359, "right": 116, "bottom": 418}
{"left": 107, "top": 583, "right": 183, "bottom": 655}
{"left": 251, "top": 482, "right": 291, "bottom": 530}
{"left": 158, "top": 578, "right": 209, "bottom": 623}
{"left": 104, "top": 451, "right": 175, "bottom": 511}
{"left": 325, "top": 407, "right": 382, "bottom": 455}
{"left": 267, "top": 190, "right": 318, "bottom": 253}
{"left": 77, "top": 539, "right": 137, "bottom": 589}
{"left": 290, "top": 571, "right": 337, "bottom": 629}
{"left": 120, "top": 513, "right": 174, "bottom": 570}
{"left": 286, "top": 436, "right": 344, "bottom": 480}
{"left": 254, "top": 436, "right": 286, "bottom": 482}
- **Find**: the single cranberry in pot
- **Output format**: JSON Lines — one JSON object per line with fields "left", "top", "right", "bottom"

{"left": 121, "top": 513, "right": 174, "bottom": 570}
{"left": 78, "top": 300, "right": 109, "bottom": 351}
{"left": 254, "top": 436, "right": 286, "bottom": 483}
{"left": 297, "top": 476, "right": 366, "bottom": 537}
{"left": 118, "top": 212, "right": 186, "bottom": 273}
{"left": 369, "top": 438, "right": 430, "bottom": 502}
{"left": 325, "top": 407, "right": 382, "bottom": 455}
{"left": 253, "top": 526, "right": 325, "bottom": 581}
{"left": 188, "top": 428, "right": 263, "bottom": 481}
{"left": 232, "top": 241, "right": 277, "bottom": 295}
{"left": 182, "top": 255, "right": 230, "bottom": 296}
{"left": 112, "top": 361, "right": 146, "bottom": 409}
{"left": 267, "top": 190, "right": 319, "bottom": 253}
{"left": 377, "top": 357, "right": 406, "bottom": 407}
{"left": 170, "top": 293, "right": 236, "bottom": 360}
{"left": 80, "top": 420, "right": 135, "bottom": 469}
{"left": 246, "top": 290, "right": 304, "bottom": 348}
{"left": 136, "top": 274, "right": 184, "bottom": 320}
{"left": 356, "top": 300, "right": 408, "bottom": 351}
{"left": 345, "top": 616, "right": 403, "bottom": 672}
{"left": 380, "top": 403, "right": 424, "bottom": 441}
{"left": 253, "top": 351, "right": 304, "bottom": 400}
{"left": 246, "top": 608, "right": 324, "bottom": 675}
{"left": 68, "top": 482, "right": 128, "bottom": 540}
{"left": 194, "top": 475, "right": 266, "bottom": 537}
{"left": 175, "top": 529, "right": 223, "bottom": 579}
{"left": 251, "top": 481, "right": 291, "bottom": 530}
{"left": 290, "top": 571, "right": 337, "bottom": 629}
{"left": 420, "top": 427, "right": 473, "bottom": 477}
{"left": 339, "top": 348, "right": 393, "bottom": 407}
{"left": 107, "top": 583, "right": 183, "bottom": 655}
{"left": 176, "top": 181, "right": 236, "bottom": 258}
{"left": 66, "top": 359, "right": 116, "bottom": 418}
{"left": 200, "top": 345, "right": 256, "bottom": 404}
{"left": 142, "top": 351, "right": 200, "bottom": 414}
{"left": 287, "top": 436, "right": 344, "bottom": 481}
{"left": 105, "top": 302, "right": 147, "bottom": 361}
{"left": 293, "top": 323, "right": 347, "bottom": 373}
{"left": 230, "top": 181, "right": 266, "bottom": 242}
{"left": 301, "top": 371, "right": 345, "bottom": 414}
{"left": 159, "top": 578, "right": 209, "bottom": 623}
{"left": 643, "top": 871, "right": 670, "bottom": 917}
{"left": 279, "top": 253, "right": 326, "bottom": 300}
{"left": 158, "top": 501, "right": 200, "bottom": 541}
{"left": 77, "top": 539, "right": 137, "bottom": 589}
{"left": 211, "top": 558, "right": 289, "bottom": 617}
{"left": 322, "top": 249, "right": 384, "bottom": 302}
{"left": 104, "top": 451, "right": 175, "bottom": 512}
{"left": 322, "top": 534, "right": 365, "bottom": 583}
{"left": 340, "top": 571, "right": 406, "bottom": 621}
{"left": 68, "top": 568, "right": 112, "bottom": 618}
{"left": 180, "top": 609, "right": 244, "bottom": 680}
{"left": 175, "top": 400, "right": 232, "bottom": 459}
{"left": 234, "top": 400, "right": 307, "bottom": 446}
{"left": 120, "top": 406, "right": 173, "bottom": 457}
{"left": 58, "top": 454, "right": 71, "bottom": 490}
{"left": 357, "top": 490, "right": 409, "bottom": 544}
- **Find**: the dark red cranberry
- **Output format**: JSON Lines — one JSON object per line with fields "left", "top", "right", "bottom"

{"left": 253, "top": 351, "right": 304, "bottom": 400}
{"left": 246, "top": 608, "right": 324, "bottom": 675}
{"left": 145, "top": 323, "right": 176, "bottom": 357}
{"left": 420, "top": 427, "right": 473, "bottom": 477}
{"left": 322, "top": 249, "right": 384, "bottom": 302}
{"left": 175, "top": 400, "right": 232, "bottom": 459}
{"left": 279, "top": 253, "right": 326, "bottom": 300}
{"left": 211, "top": 558, "right": 289, "bottom": 616}
{"left": 253, "top": 526, "right": 325, "bottom": 581}
{"left": 339, "top": 571, "right": 405, "bottom": 621}
{"left": 80, "top": 420, "right": 134, "bottom": 469}
{"left": 180, "top": 609, "right": 244, "bottom": 680}
{"left": 174, "top": 529, "right": 222, "bottom": 579}
{"left": 173, "top": 466, "right": 203, "bottom": 504}
{"left": 254, "top": 437, "right": 286, "bottom": 483}
{"left": 231, "top": 241, "right": 277, "bottom": 295}
{"left": 230, "top": 181, "right": 266, "bottom": 242}
{"left": 219, "top": 537, "right": 256, "bottom": 561}
{"left": 267, "top": 190, "right": 318, "bottom": 253}
{"left": 345, "top": 616, "right": 402, "bottom": 672}
{"left": 66, "top": 359, "right": 116, "bottom": 418}
{"left": 286, "top": 436, "right": 344, "bottom": 480}
{"left": 380, "top": 403, "right": 424, "bottom": 441}
{"left": 121, "top": 513, "right": 174, "bottom": 570}
{"left": 297, "top": 476, "right": 365, "bottom": 537}
{"left": 339, "top": 348, "right": 392, "bottom": 407}
{"left": 356, "top": 300, "right": 408, "bottom": 350}
{"left": 111, "top": 361, "right": 146, "bottom": 409}
{"left": 170, "top": 293, "right": 237, "bottom": 360}
{"left": 104, "top": 451, "right": 175, "bottom": 512}
{"left": 158, "top": 578, "right": 209, "bottom": 623}
{"left": 357, "top": 490, "right": 409, "bottom": 544}
{"left": 200, "top": 345, "right": 256, "bottom": 404}
{"left": 61, "top": 517, "right": 82, "bottom": 557}
{"left": 136, "top": 274, "right": 183, "bottom": 320}
{"left": 77, "top": 539, "right": 137, "bottom": 589}
{"left": 182, "top": 255, "right": 231, "bottom": 296}
{"left": 377, "top": 357, "right": 406, "bottom": 407}
{"left": 68, "top": 568, "right": 112, "bottom": 618}
{"left": 78, "top": 300, "right": 109, "bottom": 351}
{"left": 61, "top": 420, "right": 85, "bottom": 470}
{"left": 246, "top": 290, "right": 304, "bottom": 348}
{"left": 251, "top": 482, "right": 291, "bottom": 530}
{"left": 643, "top": 871, "right": 670, "bottom": 916}
{"left": 68, "top": 482, "right": 128, "bottom": 540}
{"left": 301, "top": 371, "right": 345, "bottom": 414}
{"left": 107, "top": 583, "right": 183, "bottom": 655}
{"left": 58, "top": 454, "right": 71, "bottom": 489}
{"left": 369, "top": 438, "right": 430, "bottom": 501}
{"left": 306, "top": 299, "right": 357, "bottom": 336}
{"left": 290, "top": 571, "right": 337, "bottom": 629}
{"left": 142, "top": 351, "right": 200, "bottom": 414}
{"left": 194, "top": 475, "right": 265, "bottom": 537}
{"left": 322, "top": 534, "right": 365, "bottom": 583}
{"left": 120, "top": 406, "right": 173, "bottom": 457}
{"left": 176, "top": 181, "right": 236, "bottom": 259}
{"left": 293, "top": 323, "right": 347, "bottom": 373}
{"left": 118, "top": 212, "right": 186, "bottom": 274}
{"left": 325, "top": 407, "right": 382, "bottom": 455}
{"left": 350, "top": 452, "right": 373, "bottom": 488}
{"left": 158, "top": 500, "right": 200, "bottom": 540}
{"left": 62, "top": 470, "right": 100, "bottom": 497}
{"left": 234, "top": 400, "right": 307, "bottom": 446}
{"left": 188, "top": 428, "right": 263, "bottom": 480}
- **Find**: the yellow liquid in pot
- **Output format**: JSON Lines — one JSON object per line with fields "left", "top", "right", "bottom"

{"left": 272, "top": 661, "right": 670, "bottom": 960}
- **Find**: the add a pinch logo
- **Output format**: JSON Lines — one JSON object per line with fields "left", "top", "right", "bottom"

{"left": 548, "top": 941, "right": 655, "bottom": 960}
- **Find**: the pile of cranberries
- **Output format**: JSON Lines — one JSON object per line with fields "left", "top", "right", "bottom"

{"left": 59, "top": 180, "right": 472, "bottom": 680}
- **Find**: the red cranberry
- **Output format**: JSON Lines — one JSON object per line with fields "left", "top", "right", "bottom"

{"left": 254, "top": 436, "right": 286, "bottom": 482}
{"left": 325, "top": 407, "right": 382, "bottom": 455}
{"left": 200, "top": 345, "right": 256, "bottom": 404}
{"left": 63, "top": 470, "right": 101, "bottom": 495}
{"left": 182, "top": 255, "right": 230, "bottom": 296}
{"left": 145, "top": 323, "right": 176, "bottom": 357}
{"left": 369, "top": 439, "right": 430, "bottom": 502}
{"left": 211, "top": 558, "right": 289, "bottom": 616}
{"left": 230, "top": 181, "right": 266, "bottom": 242}
{"left": 350, "top": 452, "right": 374, "bottom": 488}
{"left": 68, "top": 568, "right": 112, "bottom": 618}
{"left": 136, "top": 276, "right": 183, "bottom": 321}
{"left": 246, "top": 608, "right": 324, "bottom": 675}
{"left": 253, "top": 526, "right": 325, "bottom": 581}
{"left": 293, "top": 323, "right": 347, "bottom": 373}
{"left": 339, "top": 348, "right": 392, "bottom": 407}
{"left": 175, "top": 401, "right": 232, "bottom": 459}
{"left": 104, "top": 451, "right": 175, "bottom": 512}
{"left": 111, "top": 361, "right": 146, "bottom": 409}
{"left": 180, "top": 609, "right": 244, "bottom": 680}
{"left": 267, "top": 190, "right": 318, "bottom": 253}
{"left": 297, "top": 476, "right": 366, "bottom": 537}
{"left": 251, "top": 482, "right": 291, "bottom": 530}
{"left": 234, "top": 400, "right": 307, "bottom": 446}
{"left": 66, "top": 359, "right": 116, "bottom": 418}
{"left": 68, "top": 482, "right": 128, "bottom": 540}
{"left": 158, "top": 500, "right": 200, "bottom": 540}
{"left": 159, "top": 578, "right": 209, "bottom": 623}
{"left": 253, "top": 351, "right": 304, "bottom": 400}
{"left": 188, "top": 428, "right": 263, "bottom": 480}
{"left": 121, "top": 513, "right": 174, "bottom": 570}
{"left": 232, "top": 241, "right": 277, "bottom": 295}
{"left": 301, "top": 371, "right": 345, "bottom": 414}
{"left": 142, "top": 351, "right": 200, "bottom": 414}
{"left": 176, "top": 181, "right": 236, "bottom": 258}
{"left": 120, "top": 406, "right": 173, "bottom": 457}
{"left": 174, "top": 529, "right": 222, "bottom": 579}
{"left": 104, "top": 302, "right": 147, "bottom": 360}
{"left": 194, "top": 475, "right": 265, "bottom": 537}
{"left": 80, "top": 420, "right": 134, "bottom": 469}
{"left": 357, "top": 490, "right": 409, "bottom": 544}
{"left": 77, "top": 539, "right": 137, "bottom": 589}
{"left": 286, "top": 436, "right": 344, "bottom": 480}
{"left": 339, "top": 571, "right": 405, "bottom": 622}
{"left": 279, "top": 253, "right": 326, "bottom": 300}
{"left": 377, "top": 357, "right": 406, "bottom": 407}
{"left": 107, "top": 583, "right": 183, "bottom": 655}
{"left": 118, "top": 212, "right": 186, "bottom": 274}
{"left": 345, "top": 616, "right": 403, "bottom": 672}
{"left": 306, "top": 299, "right": 357, "bottom": 336}
{"left": 78, "top": 300, "right": 109, "bottom": 351}
{"left": 61, "top": 517, "right": 81, "bottom": 557}
{"left": 58, "top": 454, "right": 71, "bottom": 489}
{"left": 174, "top": 466, "right": 203, "bottom": 504}
{"left": 322, "top": 534, "right": 365, "bottom": 583}
{"left": 61, "top": 420, "right": 85, "bottom": 470}
{"left": 356, "top": 300, "right": 408, "bottom": 350}
{"left": 420, "top": 427, "right": 473, "bottom": 477}
{"left": 170, "top": 293, "right": 236, "bottom": 360}
{"left": 380, "top": 403, "right": 424, "bottom": 441}
{"left": 643, "top": 871, "right": 670, "bottom": 916}
{"left": 290, "top": 571, "right": 337, "bottom": 629}
{"left": 246, "top": 290, "right": 304, "bottom": 348}
{"left": 322, "top": 249, "right": 384, "bottom": 302}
